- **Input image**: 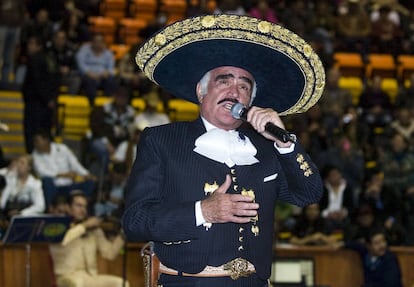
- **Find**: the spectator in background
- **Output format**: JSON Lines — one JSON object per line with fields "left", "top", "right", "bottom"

{"left": 46, "top": 30, "right": 81, "bottom": 94}
{"left": 48, "top": 194, "right": 69, "bottom": 215}
{"left": 213, "top": 0, "right": 246, "bottom": 15}
{"left": 59, "top": 11, "right": 90, "bottom": 47}
{"left": 370, "top": 5, "right": 403, "bottom": 55}
{"left": 403, "top": 186, "right": 414, "bottom": 245}
{"left": 16, "top": 8, "right": 55, "bottom": 84}
{"left": 358, "top": 168, "right": 406, "bottom": 245}
{"left": 22, "top": 36, "right": 60, "bottom": 153}
{"left": 336, "top": 0, "right": 371, "bottom": 56}
{"left": 316, "top": 133, "right": 365, "bottom": 194}
{"left": 248, "top": 0, "right": 278, "bottom": 23}
{"left": 290, "top": 203, "right": 339, "bottom": 246}
{"left": 388, "top": 106, "right": 414, "bottom": 142}
{"left": 358, "top": 75, "right": 394, "bottom": 137}
{"left": 307, "top": 0, "right": 336, "bottom": 56}
{"left": 0, "top": 0, "right": 26, "bottom": 85}
{"left": 279, "top": 0, "right": 310, "bottom": 38}
{"left": 319, "top": 165, "right": 356, "bottom": 230}
{"left": 117, "top": 45, "right": 143, "bottom": 93}
{"left": 378, "top": 132, "right": 414, "bottom": 196}
{"left": 31, "top": 130, "right": 96, "bottom": 209}
{"left": 344, "top": 203, "right": 383, "bottom": 244}
{"left": 88, "top": 86, "right": 135, "bottom": 176}
{"left": 112, "top": 127, "right": 142, "bottom": 174}
{"left": 319, "top": 67, "right": 354, "bottom": 137}
{"left": 0, "top": 155, "right": 45, "bottom": 218}
{"left": 134, "top": 89, "right": 170, "bottom": 131}
{"left": 76, "top": 33, "right": 118, "bottom": 105}
{"left": 94, "top": 162, "right": 127, "bottom": 218}
{"left": 342, "top": 228, "right": 403, "bottom": 287}
{"left": 395, "top": 73, "right": 414, "bottom": 112}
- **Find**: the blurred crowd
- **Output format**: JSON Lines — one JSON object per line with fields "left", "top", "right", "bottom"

{"left": 1, "top": 0, "right": 414, "bottom": 252}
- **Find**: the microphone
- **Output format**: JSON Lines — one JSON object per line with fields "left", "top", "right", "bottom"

{"left": 231, "top": 103, "right": 296, "bottom": 143}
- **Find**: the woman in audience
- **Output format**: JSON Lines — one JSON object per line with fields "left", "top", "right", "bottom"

{"left": 0, "top": 154, "right": 45, "bottom": 218}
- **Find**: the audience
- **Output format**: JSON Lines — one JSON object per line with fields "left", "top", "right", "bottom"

{"left": 75, "top": 33, "right": 118, "bottom": 105}
{"left": 31, "top": 130, "right": 96, "bottom": 208}
{"left": 341, "top": 228, "right": 403, "bottom": 287}
{"left": 88, "top": 86, "right": 135, "bottom": 176}
{"left": 46, "top": 29, "right": 81, "bottom": 95}
{"left": 319, "top": 165, "right": 356, "bottom": 230}
{"left": 289, "top": 203, "right": 339, "bottom": 246}
{"left": 0, "top": 154, "right": 45, "bottom": 218}
{"left": 21, "top": 35, "right": 60, "bottom": 153}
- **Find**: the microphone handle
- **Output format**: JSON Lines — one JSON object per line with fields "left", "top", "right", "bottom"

{"left": 264, "top": 122, "right": 296, "bottom": 143}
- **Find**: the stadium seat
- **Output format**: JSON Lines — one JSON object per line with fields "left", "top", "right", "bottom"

{"left": 129, "top": 0, "right": 157, "bottom": 23}
{"left": 397, "top": 55, "right": 414, "bottom": 82}
{"left": 109, "top": 44, "right": 130, "bottom": 61}
{"left": 338, "top": 76, "right": 364, "bottom": 105}
{"left": 160, "top": 0, "right": 187, "bottom": 24}
{"left": 366, "top": 53, "right": 397, "bottom": 78}
{"left": 168, "top": 99, "right": 199, "bottom": 121}
{"left": 118, "top": 18, "right": 147, "bottom": 45}
{"left": 381, "top": 77, "right": 399, "bottom": 103}
{"left": 88, "top": 16, "right": 116, "bottom": 45}
{"left": 100, "top": 0, "right": 126, "bottom": 22}
{"left": 333, "top": 52, "right": 365, "bottom": 78}
{"left": 57, "top": 95, "right": 91, "bottom": 140}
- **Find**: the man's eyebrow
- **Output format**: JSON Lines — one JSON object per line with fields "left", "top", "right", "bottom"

{"left": 214, "top": 73, "right": 253, "bottom": 87}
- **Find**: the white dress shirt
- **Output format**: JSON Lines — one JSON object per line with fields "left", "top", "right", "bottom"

{"left": 32, "top": 142, "right": 89, "bottom": 186}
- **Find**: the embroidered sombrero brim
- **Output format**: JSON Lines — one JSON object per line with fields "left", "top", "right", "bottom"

{"left": 136, "top": 14, "right": 325, "bottom": 115}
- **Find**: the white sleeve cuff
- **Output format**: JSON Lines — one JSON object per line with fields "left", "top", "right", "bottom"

{"left": 195, "top": 201, "right": 206, "bottom": 226}
{"left": 274, "top": 142, "right": 295, "bottom": 154}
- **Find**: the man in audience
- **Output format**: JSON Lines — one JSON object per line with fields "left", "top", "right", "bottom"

{"left": 76, "top": 33, "right": 118, "bottom": 105}
{"left": 49, "top": 190, "right": 128, "bottom": 287}
{"left": 31, "top": 130, "right": 96, "bottom": 208}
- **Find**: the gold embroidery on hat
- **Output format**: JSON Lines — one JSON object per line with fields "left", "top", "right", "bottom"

{"left": 135, "top": 15, "right": 325, "bottom": 115}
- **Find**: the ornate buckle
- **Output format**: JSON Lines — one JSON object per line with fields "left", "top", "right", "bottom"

{"left": 223, "top": 257, "right": 254, "bottom": 280}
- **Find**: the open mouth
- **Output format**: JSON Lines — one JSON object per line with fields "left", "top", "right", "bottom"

{"left": 217, "top": 98, "right": 238, "bottom": 111}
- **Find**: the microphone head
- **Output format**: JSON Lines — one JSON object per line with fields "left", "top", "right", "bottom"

{"left": 230, "top": 103, "right": 247, "bottom": 120}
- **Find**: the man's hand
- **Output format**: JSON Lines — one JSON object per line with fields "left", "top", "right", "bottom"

{"left": 82, "top": 216, "right": 102, "bottom": 229}
{"left": 200, "top": 174, "right": 259, "bottom": 224}
{"left": 246, "top": 106, "right": 292, "bottom": 148}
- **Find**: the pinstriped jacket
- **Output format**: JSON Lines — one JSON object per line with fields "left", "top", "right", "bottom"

{"left": 122, "top": 118, "right": 323, "bottom": 281}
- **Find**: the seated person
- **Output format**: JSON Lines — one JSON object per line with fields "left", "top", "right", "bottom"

{"left": 0, "top": 154, "right": 45, "bottom": 218}
{"left": 31, "top": 130, "right": 96, "bottom": 208}
{"left": 49, "top": 190, "right": 128, "bottom": 287}
{"left": 319, "top": 165, "right": 356, "bottom": 230}
{"left": 134, "top": 89, "right": 170, "bottom": 131}
{"left": 289, "top": 203, "right": 339, "bottom": 246}
{"left": 75, "top": 33, "right": 118, "bottom": 105}
{"left": 88, "top": 86, "right": 136, "bottom": 175}
{"left": 342, "top": 227, "right": 403, "bottom": 287}
{"left": 94, "top": 162, "right": 127, "bottom": 217}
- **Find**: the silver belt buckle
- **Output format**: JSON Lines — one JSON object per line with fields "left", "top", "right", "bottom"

{"left": 223, "top": 257, "right": 254, "bottom": 280}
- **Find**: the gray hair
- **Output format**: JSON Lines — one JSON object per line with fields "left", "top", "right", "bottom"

{"left": 198, "top": 70, "right": 257, "bottom": 106}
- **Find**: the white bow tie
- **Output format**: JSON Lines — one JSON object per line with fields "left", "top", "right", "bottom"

{"left": 193, "top": 128, "right": 259, "bottom": 167}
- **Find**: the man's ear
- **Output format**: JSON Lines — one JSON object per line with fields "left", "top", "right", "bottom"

{"left": 196, "top": 83, "right": 203, "bottom": 103}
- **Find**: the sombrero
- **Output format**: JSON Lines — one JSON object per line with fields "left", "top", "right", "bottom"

{"left": 135, "top": 14, "right": 325, "bottom": 115}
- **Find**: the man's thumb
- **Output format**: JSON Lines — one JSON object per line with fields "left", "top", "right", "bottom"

{"left": 215, "top": 174, "right": 231, "bottom": 194}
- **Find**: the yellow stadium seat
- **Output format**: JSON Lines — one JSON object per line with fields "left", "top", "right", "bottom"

{"left": 338, "top": 77, "right": 364, "bottom": 105}
{"left": 57, "top": 95, "right": 91, "bottom": 140}
{"left": 381, "top": 77, "right": 399, "bottom": 103}
{"left": 168, "top": 99, "right": 199, "bottom": 121}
